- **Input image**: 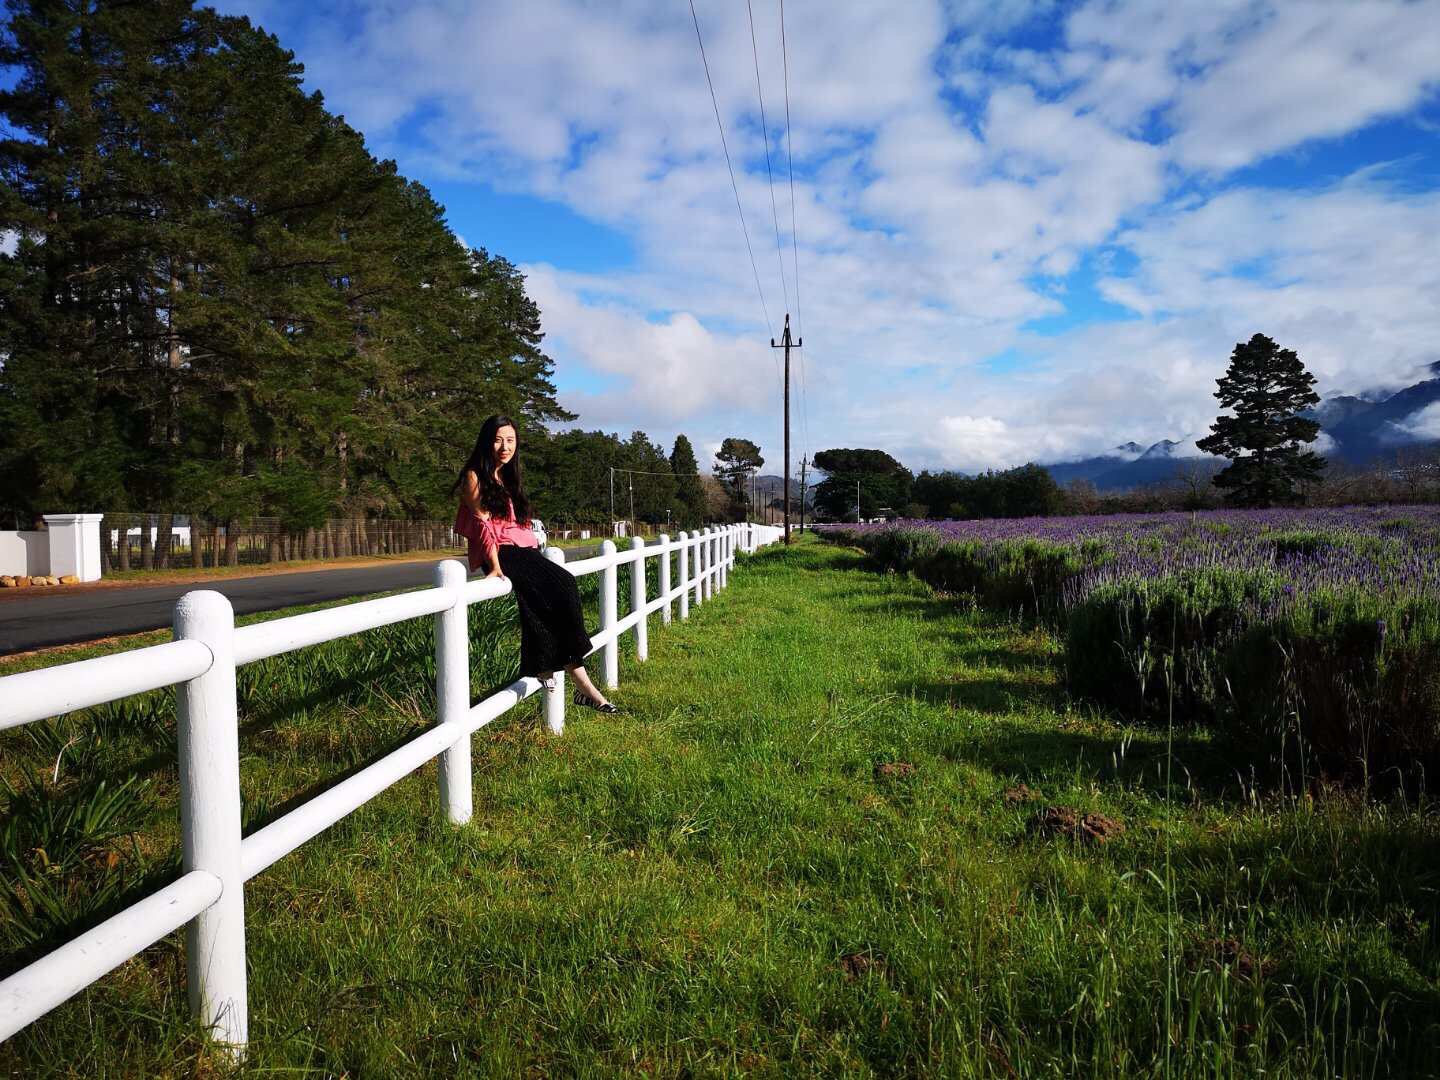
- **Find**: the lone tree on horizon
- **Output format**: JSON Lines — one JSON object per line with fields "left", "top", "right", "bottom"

{"left": 713, "top": 438, "right": 764, "bottom": 520}
{"left": 1197, "top": 333, "right": 1325, "bottom": 507}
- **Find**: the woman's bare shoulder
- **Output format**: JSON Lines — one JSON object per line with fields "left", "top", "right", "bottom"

{"left": 460, "top": 470, "right": 489, "bottom": 517}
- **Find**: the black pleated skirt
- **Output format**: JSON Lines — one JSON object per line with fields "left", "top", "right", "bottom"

{"left": 495, "top": 545, "right": 594, "bottom": 677}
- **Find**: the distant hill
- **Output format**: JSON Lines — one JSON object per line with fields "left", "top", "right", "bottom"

{"left": 752, "top": 473, "right": 816, "bottom": 510}
{"left": 1046, "top": 440, "right": 1222, "bottom": 491}
{"left": 1317, "top": 378, "right": 1440, "bottom": 463}
{"left": 1043, "top": 372, "right": 1440, "bottom": 491}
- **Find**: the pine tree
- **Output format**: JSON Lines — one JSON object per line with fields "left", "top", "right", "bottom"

{"left": 1196, "top": 333, "right": 1325, "bottom": 507}
{"left": 713, "top": 438, "right": 763, "bottom": 521}
{"left": 0, "top": 0, "right": 571, "bottom": 529}
{"left": 713, "top": 438, "right": 763, "bottom": 495}
{"left": 0, "top": 0, "right": 165, "bottom": 511}
{"left": 669, "top": 434, "right": 706, "bottom": 526}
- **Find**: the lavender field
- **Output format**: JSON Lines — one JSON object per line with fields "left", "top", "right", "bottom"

{"left": 823, "top": 507, "right": 1440, "bottom": 788}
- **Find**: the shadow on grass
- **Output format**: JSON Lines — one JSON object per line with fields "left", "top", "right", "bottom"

{"left": 944, "top": 722, "right": 1249, "bottom": 802}
{"left": 810, "top": 542, "right": 1297, "bottom": 804}
{"left": 898, "top": 677, "right": 1061, "bottom": 715}
{"left": 0, "top": 666, "right": 540, "bottom": 979}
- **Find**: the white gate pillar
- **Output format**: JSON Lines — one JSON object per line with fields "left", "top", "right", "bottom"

{"left": 43, "top": 513, "right": 104, "bottom": 581}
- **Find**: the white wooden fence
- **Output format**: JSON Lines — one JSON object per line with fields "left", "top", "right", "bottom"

{"left": 0, "top": 523, "right": 783, "bottom": 1053}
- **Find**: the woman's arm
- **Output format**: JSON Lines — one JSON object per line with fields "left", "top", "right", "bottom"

{"left": 460, "top": 470, "right": 489, "bottom": 517}
{"left": 462, "top": 470, "right": 504, "bottom": 578}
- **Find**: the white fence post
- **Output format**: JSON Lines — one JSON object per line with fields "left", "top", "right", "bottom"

{"left": 695, "top": 528, "right": 707, "bottom": 606}
{"left": 716, "top": 528, "right": 724, "bottom": 591}
{"left": 631, "top": 537, "right": 648, "bottom": 661}
{"left": 722, "top": 526, "right": 731, "bottom": 588}
{"left": 658, "top": 534, "right": 672, "bottom": 625}
{"left": 174, "top": 590, "right": 248, "bottom": 1052}
{"left": 601, "top": 539, "right": 619, "bottom": 688}
{"left": 678, "top": 531, "right": 690, "bottom": 620}
{"left": 706, "top": 528, "right": 716, "bottom": 600}
{"left": 544, "top": 547, "right": 567, "bottom": 734}
{"left": 434, "top": 559, "right": 471, "bottom": 825}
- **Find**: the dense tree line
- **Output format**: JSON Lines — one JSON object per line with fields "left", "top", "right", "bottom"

{"left": 910, "top": 463, "right": 1063, "bottom": 520}
{"left": 0, "top": 1, "right": 722, "bottom": 541}
{"left": 811, "top": 449, "right": 912, "bottom": 521}
{"left": 0, "top": 1, "right": 562, "bottom": 531}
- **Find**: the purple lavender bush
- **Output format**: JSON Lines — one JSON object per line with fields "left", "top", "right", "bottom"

{"left": 821, "top": 508, "right": 1440, "bottom": 787}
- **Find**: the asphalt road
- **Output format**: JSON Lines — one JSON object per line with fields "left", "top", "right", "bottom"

{"left": 0, "top": 541, "right": 619, "bottom": 656}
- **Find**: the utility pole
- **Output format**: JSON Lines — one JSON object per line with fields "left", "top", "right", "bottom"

{"left": 856, "top": 480, "right": 861, "bottom": 523}
{"left": 770, "top": 313, "right": 802, "bottom": 544}
{"left": 799, "top": 457, "right": 809, "bottom": 534}
{"left": 609, "top": 467, "right": 615, "bottom": 536}
{"left": 628, "top": 472, "right": 635, "bottom": 535}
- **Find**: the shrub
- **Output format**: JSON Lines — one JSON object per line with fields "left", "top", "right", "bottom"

{"left": 868, "top": 527, "right": 943, "bottom": 573}
{"left": 1225, "top": 592, "right": 1440, "bottom": 789}
{"left": 918, "top": 538, "right": 1103, "bottom": 619}
{"left": 1264, "top": 529, "right": 1333, "bottom": 560}
{"left": 1065, "top": 568, "right": 1285, "bottom": 725}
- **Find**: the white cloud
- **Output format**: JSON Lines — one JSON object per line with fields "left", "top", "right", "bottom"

{"left": 525, "top": 265, "right": 772, "bottom": 421}
{"left": 1167, "top": 3, "right": 1440, "bottom": 172}
{"left": 221, "top": 0, "right": 1440, "bottom": 474}
{"left": 1099, "top": 176, "right": 1440, "bottom": 395}
{"left": 1395, "top": 403, "right": 1440, "bottom": 443}
{"left": 1064, "top": 0, "right": 1440, "bottom": 171}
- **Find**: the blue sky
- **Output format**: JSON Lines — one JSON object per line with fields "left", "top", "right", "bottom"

{"left": 207, "top": 2, "right": 1440, "bottom": 470}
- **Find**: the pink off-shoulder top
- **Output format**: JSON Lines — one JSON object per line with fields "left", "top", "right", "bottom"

{"left": 455, "top": 494, "right": 538, "bottom": 573}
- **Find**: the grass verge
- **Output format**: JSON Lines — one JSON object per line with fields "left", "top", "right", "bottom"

{"left": 2, "top": 538, "right": 1437, "bottom": 1076}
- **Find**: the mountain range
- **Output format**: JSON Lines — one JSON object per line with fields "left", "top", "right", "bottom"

{"left": 1043, "top": 371, "right": 1440, "bottom": 491}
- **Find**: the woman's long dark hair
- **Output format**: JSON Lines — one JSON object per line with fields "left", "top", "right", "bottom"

{"left": 453, "top": 415, "right": 532, "bottom": 525}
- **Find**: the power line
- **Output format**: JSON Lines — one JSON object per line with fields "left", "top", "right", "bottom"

{"left": 780, "top": 0, "right": 801, "bottom": 340}
{"left": 609, "top": 465, "right": 710, "bottom": 479}
{"left": 779, "top": 0, "right": 810, "bottom": 463}
{"left": 689, "top": 0, "right": 774, "bottom": 342}
{"left": 746, "top": 0, "right": 789, "bottom": 317}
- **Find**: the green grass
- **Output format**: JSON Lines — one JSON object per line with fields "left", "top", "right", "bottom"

{"left": 2, "top": 538, "right": 1437, "bottom": 1076}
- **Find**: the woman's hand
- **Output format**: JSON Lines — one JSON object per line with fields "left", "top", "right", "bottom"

{"left": 485, "top": 566, "right": 506, "bottom": 580}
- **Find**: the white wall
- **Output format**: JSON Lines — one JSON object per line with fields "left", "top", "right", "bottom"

{"left": 0, "top": 531, "right": 50, "bottom": 577}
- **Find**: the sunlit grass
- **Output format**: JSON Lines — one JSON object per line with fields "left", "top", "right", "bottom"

{"left": 1, "top": 539, "right": 1436, "bottom": 1076}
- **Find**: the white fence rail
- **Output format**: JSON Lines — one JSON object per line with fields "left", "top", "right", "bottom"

{"left": 0, "top": 523, "right": 784, "bottom": 1053}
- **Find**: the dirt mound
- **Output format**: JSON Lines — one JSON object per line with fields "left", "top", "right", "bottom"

{"left": 1028, "top": 806, "right": 1125, "bottom": 844}
{"left": 838, "top": 952, "right": 887, "bottom": 981}
{"left": 873, "top": 761, "right": 915, "bottom": 781}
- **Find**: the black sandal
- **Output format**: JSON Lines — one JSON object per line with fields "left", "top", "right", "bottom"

{"left": 573, "top": 690, "right": 619, "bottom": 714}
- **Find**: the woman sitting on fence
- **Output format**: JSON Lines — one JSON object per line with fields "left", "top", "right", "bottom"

{"left": 453, "top": 415, "right": 617, "bottom": 714}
